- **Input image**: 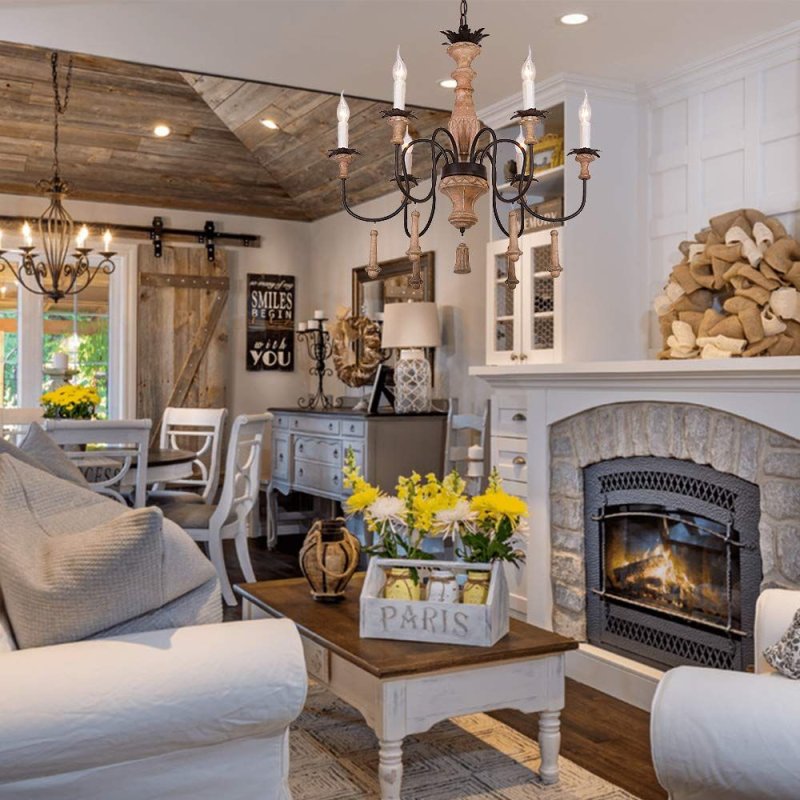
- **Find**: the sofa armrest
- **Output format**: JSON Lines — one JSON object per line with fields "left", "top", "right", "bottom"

{"left": 651, "top": 666, "right": 800, "bottom": 800}
{"left": 755, "top": 588, "right": 800, "bottom": 674}
{"left": 0, "top": 618, "right": 307, "bottom": 784}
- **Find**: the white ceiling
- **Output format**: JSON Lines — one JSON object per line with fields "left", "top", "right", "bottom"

{"left": 0, "top": 0, "right": 797, "bottom": 108}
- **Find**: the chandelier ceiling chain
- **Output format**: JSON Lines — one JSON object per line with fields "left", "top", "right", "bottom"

{"left": 329, "top": 0, "right": 600, "bottom": 290}
{"left": 0, "top": 51, "right": 116, "bottom": 303}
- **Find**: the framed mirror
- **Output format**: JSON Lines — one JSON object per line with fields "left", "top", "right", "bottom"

{"left": 352, "top": 252, "right": 435, "bottom": 318}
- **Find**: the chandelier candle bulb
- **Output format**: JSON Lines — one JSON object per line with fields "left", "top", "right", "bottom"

{"left": 102, "top": 229, "right": 112, "bottom": 251}
{"left": 579, "top": 91, "right": 592, "bottom": 148}
{"left": 515, "top": 127, "right": 526, "bottom": 174}
{"left": 392, "top": 48, "right": 407, "bottom": 110}
{"left": 402, "top": 129, "right": 413, "bottom": 174}
{"left": 521, "top": 47, "right": 536, "bottom": 109}
{"left": 22, "top": 222, "right": 32, "bottom": 248}
{"left": 337, "top": 92, "right": 350, "bottom": 149}
{"left": 76, "top": 224, "right": 89, "bottom": 249}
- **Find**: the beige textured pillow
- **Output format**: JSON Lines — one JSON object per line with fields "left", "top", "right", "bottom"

{"left": 19, "top": 422, "right": 90, "bottom": 487}
{"left": 0, "top": 505, "right": 165, "bottom": 649}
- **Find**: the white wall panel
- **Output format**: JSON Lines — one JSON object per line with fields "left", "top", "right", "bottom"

{"left": 702, "top": 79, "right": 744, "bottom": 138}
{"left": 703, "top": 150, "right": 745, "bottom": 217}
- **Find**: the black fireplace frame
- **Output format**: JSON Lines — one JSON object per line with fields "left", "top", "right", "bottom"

{"left": 584, "top": 457, "right": 761, "bottom": 671}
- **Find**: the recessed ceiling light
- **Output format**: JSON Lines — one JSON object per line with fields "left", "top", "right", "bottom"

{"left": 153, "top": 124, "right": 171, "bottom": 137}
{"left": 560, "top": 12, "right": 589, "bottom": 25}
{"left": 439, "top": 78, "right": 457, "bottom": 89}
{"left": 260, "top": 118, "right": 280, "bottom": 130}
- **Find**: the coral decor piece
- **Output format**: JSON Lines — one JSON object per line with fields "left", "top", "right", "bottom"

{"left": 654, "top": 208, "right": 800, "bottom": 359}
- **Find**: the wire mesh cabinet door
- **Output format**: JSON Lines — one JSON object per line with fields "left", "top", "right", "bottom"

{"left": 520, "top": 228, "right": 563, "bottom": 363}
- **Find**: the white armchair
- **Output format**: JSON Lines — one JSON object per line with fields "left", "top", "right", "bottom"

{"left": 651, "top": 589, "right": 800, "bottom": 800}
{"left": 0, "top": 617, "right": 307, "bottom": 800}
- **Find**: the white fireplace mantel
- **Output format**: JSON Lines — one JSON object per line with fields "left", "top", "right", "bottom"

{"left": 469, "top": 357, "right": 800, "bottom": 710}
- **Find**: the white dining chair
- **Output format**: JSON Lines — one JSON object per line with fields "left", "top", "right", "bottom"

{"left": 42, "top": 419, "right": 151, "bottom": 508}
{"left": 444, "top": 398, "right": 489, "bottom": 494}
{"left": 161, "top": 413, "right": 270, "bottom": 606}
{"left": 0, "top": 407, "right": 44, "bottom": 444}
{"left": 149, "top": 406, "right": 228, "bottom": 504}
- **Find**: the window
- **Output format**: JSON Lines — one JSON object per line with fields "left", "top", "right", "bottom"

{"left": 0, "top": 272, "right": 19, "bottom": 406}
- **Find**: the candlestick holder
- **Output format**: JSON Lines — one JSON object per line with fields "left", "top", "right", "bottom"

{"left": 296, "top": 319, "right": 342, "bottom": 410}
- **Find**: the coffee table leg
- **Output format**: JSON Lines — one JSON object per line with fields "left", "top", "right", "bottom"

{"left": 538, "top": 710, "right": 561, "bottom": 784}
{"left": 378, "top": 738, "right": 403, "bottom": 799}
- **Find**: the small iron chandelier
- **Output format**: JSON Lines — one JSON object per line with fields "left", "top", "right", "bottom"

{"left": 330, "top": 0, "right": 599, "bottom": 289}
{"left": 0, "top": 52, "right": 115, "bottom": 302}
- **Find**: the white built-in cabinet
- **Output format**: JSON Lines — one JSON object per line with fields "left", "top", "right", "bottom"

{"left": 485, "top": 228, "right": 564, "bottom": 365}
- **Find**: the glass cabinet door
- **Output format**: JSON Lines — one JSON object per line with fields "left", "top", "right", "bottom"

{"left": 486, "top": 239, "right": 521, "bottom": 364}
{"left": 520, "top": 229, "right": 562, "bottom": 362}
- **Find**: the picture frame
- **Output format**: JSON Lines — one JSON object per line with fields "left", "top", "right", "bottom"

{"left": 531, "top": 133, "right": 564, "bottom": 172}
{"left": 368, "top": 365, "right": 395, "bottom": 413}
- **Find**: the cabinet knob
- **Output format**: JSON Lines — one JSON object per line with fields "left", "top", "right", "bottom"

{"left": 512, "top": 456, "right": 527, "bottom": 466}
{"left": 349, "top": 424, "right": 355, "bottom": 433}
{"left": 278, "top": 453, "right": 284, "bottom": 461}
{"left": 328, "top": 422, "right": 334, "bottom": 431}
{"left": 293, "top": 419, "right": 299, "bottom": 427}
{"left": 298, "top": 467, "right": 304, "bottom": 477}
{"left": 332, "top": 474, "right": 339, "bottom": 484}
{"left": 333, "top": 449, "right": 339, "bottom": 459}
{"left": 512, "top": 412, "right": 527, "bottom": 422}
{"left": 298, "top": 443, "right": 304, "bottom": 453}
{"left": 510, "top": 353, "right": 519, "bottom": 361}
{"left": 519, "top": 352, "right": 528, "bottom": 361}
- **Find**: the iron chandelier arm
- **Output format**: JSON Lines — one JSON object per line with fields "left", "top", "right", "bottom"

{"left": 482, "top": 151, "right": 524, "bottom": 240}
{"left": 393, "top": 139, "right": 450, "bottom": 204}
{"left": 471, "top": 129, "right": 538, "bottom": 204}
{"left": 340, "top": 178, "right": 410, "bottom": 224}
{"left": 520, "top": 177, "right": 589, "bottom": 223}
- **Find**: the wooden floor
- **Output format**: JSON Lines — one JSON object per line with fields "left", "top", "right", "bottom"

{"left": 222, "top": 533, "right": 666, "bottom": 800}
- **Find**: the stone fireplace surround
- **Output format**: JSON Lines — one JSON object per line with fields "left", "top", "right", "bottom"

{"left": 472, "top": 357, "right": 800, "bottom": 708}
{"left": 549, "top": 401, "right": 800, "bottom": 643}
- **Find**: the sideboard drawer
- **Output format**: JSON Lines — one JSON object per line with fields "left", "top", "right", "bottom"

{"left": 493, "top": 395, "right": 529, "bottom": 439}
{"left": 492, "top": 436, "right": 528, "bottom": 483}
{"left": 300, "top": 635, "right": 330, "bottom": 682}
{"left": 274, "top": 413, "right": 290, "bottom": 430}
{"left": 341, "top": 419, "right": 365, "bottom": 438}
{"left": 272, "top": 434, "right": 290, "bottom": 480}
{"left": 294, "top": 436, "right": 342, "bottom": 466}
{"left": 295, "top": 459, "right": 343, "bottom": 496}
{"left": 289, "top": 416, "right": 340, "bottom": 436}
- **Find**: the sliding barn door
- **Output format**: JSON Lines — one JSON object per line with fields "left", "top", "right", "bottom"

{"left": 137, "top": 245, "right": 229, "bottom": 443}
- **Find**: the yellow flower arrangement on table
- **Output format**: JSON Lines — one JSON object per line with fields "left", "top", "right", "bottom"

{"left": 342, "top": 448, "right": 527, "bottom": 567}
{"left": 40, "top": 384, "right": 100, "bottom": 420}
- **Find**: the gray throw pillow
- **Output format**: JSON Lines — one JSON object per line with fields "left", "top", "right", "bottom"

{"left": 764, "top": 607, "right": 800, "bottom": 679}
{"left": 19, "top": 422, "right": 90, "bottom": 487}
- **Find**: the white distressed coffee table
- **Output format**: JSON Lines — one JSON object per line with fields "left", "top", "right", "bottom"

{"left": 237, "top": 576, "right": 578, "bottom": 800}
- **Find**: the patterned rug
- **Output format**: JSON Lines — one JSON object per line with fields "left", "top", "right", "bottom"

{"left": 290, "top": 686, "right": 642, "bottom": 800}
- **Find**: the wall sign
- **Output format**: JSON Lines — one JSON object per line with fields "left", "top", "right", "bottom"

{"left": 246, "top": 273, "right": 295, "bottom": 371}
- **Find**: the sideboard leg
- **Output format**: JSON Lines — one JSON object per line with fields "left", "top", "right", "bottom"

{"left": 538, "top": 709, "right": 561, "bottom": 784}
{"left": 378, "top": 738, "right": 404, "bottom": 800}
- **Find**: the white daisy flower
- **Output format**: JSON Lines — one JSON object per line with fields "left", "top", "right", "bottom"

{"left": 434, "top": 499, "right": 477, "bottom": 541}
{"left": 367, "top": 495, "right": 406, "bottom": 523}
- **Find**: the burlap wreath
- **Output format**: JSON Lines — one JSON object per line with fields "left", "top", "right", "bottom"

{"left": 330, "top": 309, "right": 384, "bottom": 387}
{"left": 655, "top": 208, "right": 800, "bottom": 359}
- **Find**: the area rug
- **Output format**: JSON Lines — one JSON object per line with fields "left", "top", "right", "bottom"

{"left": 290, "top": 686, "right": 642, "bottom": 799}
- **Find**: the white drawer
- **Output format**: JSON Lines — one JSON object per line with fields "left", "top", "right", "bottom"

{"left": 492, "top": 436, "right": 528, "bottom": 483}
{"left": 274, "top": 414, "right": 290, "bottom": 430}
{"left": 341, "top": 419, "right": 365, "bottom": 438}
{"left": 294, "top": 459, "right": 344, "bottom": 496}
{"left": 492, "top": 394, "right": 528, "bottom": 439}
{"left": 294, "top": 436, "right": 342, "bottom": 466}
{"left": 288, "top": 415, "right": 340, "bottom": 436}
{"left": 272, "top": 433, "right": 290, "bottom": 480}
{"left": 342, "top": 438, "right": 364, "bottom": 470}
{"left": 503, "top": 478, "right": 528, "bottom": 500}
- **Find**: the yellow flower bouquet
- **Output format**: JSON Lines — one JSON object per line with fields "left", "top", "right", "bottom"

{"left": 40, "top": 384, "right": 100, "bottom": 420}
{"left": 342, "top": 448, "right": 527, "bottom": 567}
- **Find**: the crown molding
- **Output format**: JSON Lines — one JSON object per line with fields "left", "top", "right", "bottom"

{"left": 478, "top": 72, "right": 637, "bottom": 130}
{"left": 643, "top": 21, "right": 800, "bottom": 103}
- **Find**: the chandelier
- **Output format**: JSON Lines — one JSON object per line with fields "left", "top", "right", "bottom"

{"left": 329, "top": 0, "right": 599, "bottom": 290}
{"left": 0, "top": 52, "right": 115, "bottom": 303}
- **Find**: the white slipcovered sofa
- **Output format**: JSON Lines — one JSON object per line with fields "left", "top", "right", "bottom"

{"left": 651, "top": 588, "right": 800, "bottom": 800}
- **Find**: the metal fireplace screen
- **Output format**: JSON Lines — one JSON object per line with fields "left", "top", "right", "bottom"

{"left": 584, "top": 457, "right": 761, "bottom": 672}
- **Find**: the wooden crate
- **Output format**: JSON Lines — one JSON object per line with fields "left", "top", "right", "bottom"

{"left": 359, "top": 558, "right": 509, "bottom": 647}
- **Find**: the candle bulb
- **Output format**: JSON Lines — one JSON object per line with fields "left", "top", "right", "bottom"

{"left": 521, "top": 46, "right": 536, "bottom": 110}
{"left": 103, "top": 229, "right": 112, "bottom": 251}
{"left": 314, "top": 309, "right": 325, "bottom": 319}
{"left": 579, "top": 91, "right": 592, "bottom": 148}
{"left": 515, "top": 127, "right": 526, "bottom": 175}
{"left": 22, "top": 221, "right": 32, "bottom": 248}
{"left": 337, "top": 92, "right": 350, "bottom": 149}
{"left": 0, "top": 230, "right": 4, "bottom": 250}
{"left": 402, "top": 129, "right": 413, "bottom": 175}
{"left": 392, "top": 47, "right": 407, "bottom": 110}
{"left": 76, "top": 224, "right": 89, "bottom": 249}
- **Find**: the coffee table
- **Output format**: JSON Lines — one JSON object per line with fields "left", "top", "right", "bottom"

{"left": 236, "top": 576, "right": 578, "bottom": 799}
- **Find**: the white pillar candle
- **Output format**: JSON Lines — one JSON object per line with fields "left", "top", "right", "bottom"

{"left": 392, "top": 48, "right": 407, "bottom": 110}
{"left": 53, "top": 352, "right": 68, "bottom": 371}
{"left": 314, "top": 309, "right": 325, "bottom": 319}
{"left": 307, "top": 319, "right": 319, "bottom": 330}
{"left": 521, "top": 47, "right": 535, "bottom": 109}
{"left": 337, "top": 92, "right": 350, "bottom": 148}
{"left": 402, "top": 129, "right": 413, "bottom": 175}
{"left": 296, "top": 321, "right": 307, "bottom": 332}
{"left": 579, "top": 91, "right": 592, "bottom": 148}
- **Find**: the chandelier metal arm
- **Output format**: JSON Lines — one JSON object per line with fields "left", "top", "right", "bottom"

{"left": 471, "top": 129, "right": 538, "bottom": 204}
{"left": 340, "top": 178, "right": 410, "bottom": 224}
{"left": 393, "top": 138, "right": 453, "bottom": 205}
{"left": 520, "top": 177, "right": 589, "bottom": 223}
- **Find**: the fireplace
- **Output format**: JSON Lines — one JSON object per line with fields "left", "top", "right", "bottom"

{"left": 584, "top": 457, "right": 762, "bottom": 671}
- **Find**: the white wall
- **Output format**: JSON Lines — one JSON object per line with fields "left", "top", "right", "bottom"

{"left": 0, "top": 192, "right": 309, "bottom": 419}
{"left": 643, "top": 23, "right": 800, "bottom": 350}
{"left": 306, "top": 182, "right": 490, "bottom": 414}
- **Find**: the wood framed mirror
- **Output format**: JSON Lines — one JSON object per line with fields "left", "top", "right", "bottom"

{"left": 352, "top": 252, "right": 435, "bottom": 318}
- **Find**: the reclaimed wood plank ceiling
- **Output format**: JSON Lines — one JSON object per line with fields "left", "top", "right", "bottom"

{"left": 0, "top": 41, "right": 451, "bottom": 221}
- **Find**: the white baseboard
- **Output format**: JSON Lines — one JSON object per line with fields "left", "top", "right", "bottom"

{"left": 509, "top": 592, "right": 528, "bottom": 617}
{"left": 566, "top": 644, "right": 662, "bottom": 712}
